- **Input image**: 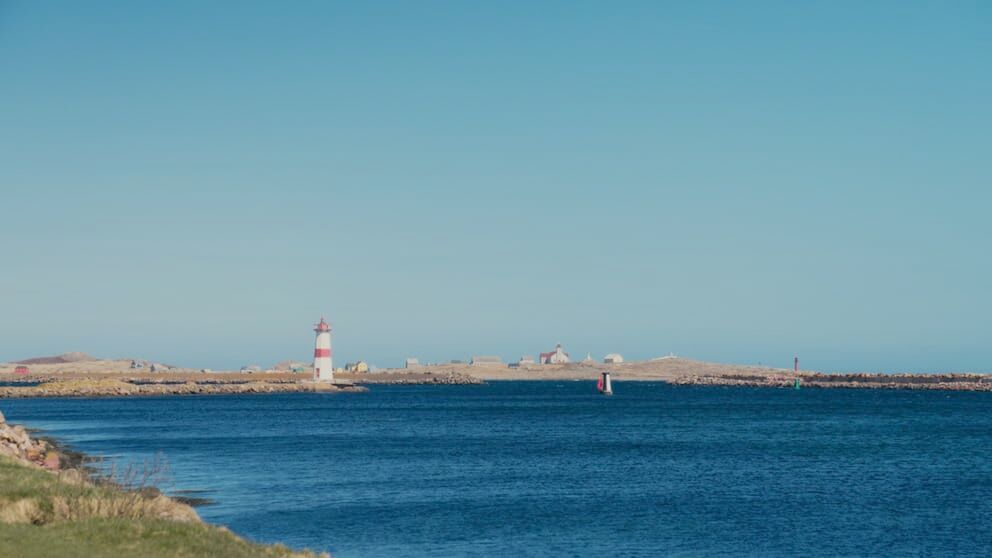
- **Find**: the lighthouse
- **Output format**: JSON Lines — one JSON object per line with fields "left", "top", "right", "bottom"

{"left": 313, "top": 317, "right": 333, "bottom": 382}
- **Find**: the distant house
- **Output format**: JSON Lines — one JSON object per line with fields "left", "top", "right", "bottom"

{"left": 405, "top": 358, "right": 420, "bottom": 369}
{"left": 604, "top": 353, "right": 624, "bottom": 364}
{"left": 470, "top": 356, "right": 504, "bottom": 367}
{"left": 345, "top": 361, "right": 369, "bottom": 373}
{"left": 130, "top": 360, "right": 145, "bottom": 369}
{"left": 14, "top": 366, "right": 28, "bottom": 375}
{"left": 510, "top": 356, "right": 535, "bottom": 369}
{"left": 540, "top": 344, "right": 570, "bottom": 365}
{"left": 240, "top": 365, "right": 262, "bottom": 373}
{"left": 274, "top": 360, "right": 307, "bottom": 372}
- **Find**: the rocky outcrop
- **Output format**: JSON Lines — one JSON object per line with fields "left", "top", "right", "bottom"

{"left": 0, "top": 411, "right": 61, "bottom": 470}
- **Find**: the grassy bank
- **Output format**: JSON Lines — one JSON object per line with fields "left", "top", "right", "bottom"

{"left": 0, "top": 455, "right": 323, "bottom": 558}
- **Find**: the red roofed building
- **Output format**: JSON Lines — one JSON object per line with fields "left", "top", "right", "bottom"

{"left": 540, "top": 344, "right": 570, "bottom": 365}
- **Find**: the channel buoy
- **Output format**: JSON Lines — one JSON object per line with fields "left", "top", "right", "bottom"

{"left": 597, "top": 371, "right": 613, "bottom": 396}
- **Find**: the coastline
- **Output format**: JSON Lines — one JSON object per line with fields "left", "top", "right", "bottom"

{"left": 0, "top": 359, "right": 484, "bottom": 399}
{"left": 2, "top": 357, "right": 990, "bottom": 398}
{"left": 397, "top": 359, "right": 992, "bottom": 392}
{"left": 0, "top": 410, "right": 326, "bottom": 557}
{"left": 0, "top": 377, "right": 369, "bottom": 399}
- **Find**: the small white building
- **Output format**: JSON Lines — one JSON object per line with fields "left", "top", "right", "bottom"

{"left": 604, "top": 353, "right": 624, "bottom": 364}
{"left": 540, "top": 344, "right": 570, "bottom": 365}
{"left": 405, "top": 357, "right": 420, "bottom": 369}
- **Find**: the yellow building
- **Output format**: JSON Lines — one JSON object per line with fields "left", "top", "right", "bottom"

{"left": 345, "top": 361, "right": 369, "bottom": 373}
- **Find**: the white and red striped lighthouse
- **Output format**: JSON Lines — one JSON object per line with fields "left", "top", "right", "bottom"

{"left": 313, "top": 317, "right": 333, "bottom": 382}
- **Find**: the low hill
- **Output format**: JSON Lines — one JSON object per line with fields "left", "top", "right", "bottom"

{"left": 14, "top": 352, "right": 98, "bottom": 365}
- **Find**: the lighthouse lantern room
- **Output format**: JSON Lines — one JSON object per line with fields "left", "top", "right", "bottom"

{"left": 313, "top": 317, "right": 333, "bottom": 382}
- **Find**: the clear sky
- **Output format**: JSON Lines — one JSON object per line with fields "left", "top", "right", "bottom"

{"left": 1, "top": 1, "right": 989, "bottom": 372}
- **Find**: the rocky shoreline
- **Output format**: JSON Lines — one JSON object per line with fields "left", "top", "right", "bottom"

{"left": 426, "top": 359, "right": 992, "bottom": 392}
{"left": 354, "top": 371, "right": 485, "bottom": 385}
{"left": 671, "top": 372, "right": 992, "bottom": 391}
{"left": 0, "top": 410, "right": 197, "bottom": 525}
{"left": 1, "top": 409, "right": 197, "bottom": 520}
{"left": 4, "top": 356, "right": 990, "bottom": 394}
{"left": 0, "top": 378, "right": 368, "bottom": 398}
{"left": 0, "top": 410, "right": 326, "bottom": 556}
{"left": 0, "top": 410, "right": 63, "bottom": 472}
{"left": 0, "top": 368, "right": 485, "bottom": 398}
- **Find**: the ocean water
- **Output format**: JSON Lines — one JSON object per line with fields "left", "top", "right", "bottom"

{"left": 2, "top": 382, "right": 991, "bottom": 557}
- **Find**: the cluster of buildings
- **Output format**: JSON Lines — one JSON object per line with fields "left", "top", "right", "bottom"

{"left": 401, "top": 343, "right": 625, "bottom": 370}
{"left": 306, "top": 317, "right": 628, "bottom": 378}
{"left": 130, "top": 360, "right": 171, "bottom": 372}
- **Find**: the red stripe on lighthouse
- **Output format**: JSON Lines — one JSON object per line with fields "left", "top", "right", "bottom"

{"left": 314, "top": 348, "right": 330, "bottom": 357}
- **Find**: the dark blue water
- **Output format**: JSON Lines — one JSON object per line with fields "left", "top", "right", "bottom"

{"left": 2, "top": 382, "right": 991, "bottom": 556}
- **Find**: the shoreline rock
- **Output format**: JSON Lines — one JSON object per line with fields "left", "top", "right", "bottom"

{"left": 669, "top": 373, "right": 992, "bottom": 391}
{"left": 354, "top": 371, "right": 484, "bottom": 385}
{"left": 1, "top": 411, "right": 66, "bottom": 471}
{"left": 0, "top": 379, "right": 368, "bottom": 399}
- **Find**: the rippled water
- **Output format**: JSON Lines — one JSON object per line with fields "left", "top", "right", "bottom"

{"left": 3, "top": 382, "right": 991, "bottom": 556}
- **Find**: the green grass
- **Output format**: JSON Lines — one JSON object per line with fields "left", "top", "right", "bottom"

{"left": 0, "top": 455, "right": 104, "bottom": 523}
{"left": 0, "top": 456, "right": 324, "bottom": 557}
{"left": 0, "top": 519, "right": 316, "bottom": 558}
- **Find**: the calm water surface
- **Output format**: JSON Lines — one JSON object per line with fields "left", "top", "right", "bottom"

{"left": 3, "top": 382, "right": 991, "bottom": 556}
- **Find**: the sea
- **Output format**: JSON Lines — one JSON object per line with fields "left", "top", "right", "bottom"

{"left": 2, "top": 381, "right": 991, "bottom": 557}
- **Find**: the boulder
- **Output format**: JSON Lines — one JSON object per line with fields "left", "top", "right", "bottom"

{"left": 9, "top": 426, "right": 30, "bottom": 449}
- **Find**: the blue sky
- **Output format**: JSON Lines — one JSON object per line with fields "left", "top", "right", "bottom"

{"left": 1, "top": 1, "right": 989, "bottom": 372}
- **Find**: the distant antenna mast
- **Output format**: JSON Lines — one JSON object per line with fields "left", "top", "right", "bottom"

{"left": 794, "top": 356, "right": 799, "bottom": 373}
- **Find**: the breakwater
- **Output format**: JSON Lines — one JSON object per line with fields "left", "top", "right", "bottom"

{"left": 671, "top": 372, "right": 992, "bottom": 391}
